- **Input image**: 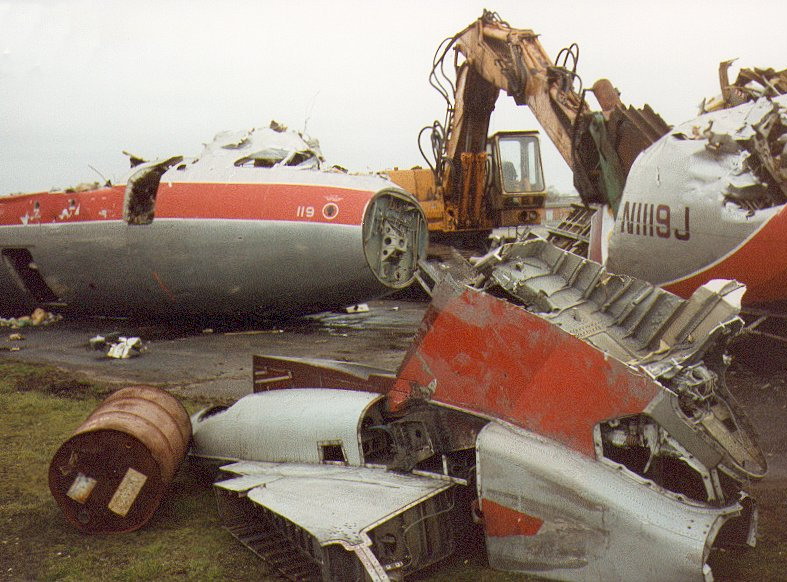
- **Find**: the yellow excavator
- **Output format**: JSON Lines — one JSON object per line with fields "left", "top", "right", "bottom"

{"left": 386, "top": 10, "right": 669, "bottom": 250}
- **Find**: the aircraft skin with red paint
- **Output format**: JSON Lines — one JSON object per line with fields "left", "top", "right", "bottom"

{"left": 189, "top": 240, "right": 765, "bottom": 582}
{"left": 0, "top": 126, "right": 427, "bottom": 318}
{"left": 595, "top": 94, "right": 787, "bottom": 310}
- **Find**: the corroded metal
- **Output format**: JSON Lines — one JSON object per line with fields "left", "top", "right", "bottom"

{"left": 49, "top": 386, "right": 191, "bottom": 533}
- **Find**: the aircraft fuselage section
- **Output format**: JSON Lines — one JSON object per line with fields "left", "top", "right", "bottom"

{"left": 606, "top": 94, "right": 787, "bottom": 305}
{"left": 0, "top": 168, "right": 423, "bottom": 317}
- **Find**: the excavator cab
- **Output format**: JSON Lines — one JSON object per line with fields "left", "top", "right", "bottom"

{"left": 385, "top": 130, "right": 547, "bottom": 237}
{"left": 487, "top": 131, "right": 546, "bottom": 226}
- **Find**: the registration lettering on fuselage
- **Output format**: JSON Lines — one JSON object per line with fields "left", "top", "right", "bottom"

{"left": 618, "top": 201, "right": 690, "bottom": 241}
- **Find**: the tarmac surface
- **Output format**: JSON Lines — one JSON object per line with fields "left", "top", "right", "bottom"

{"left": 2, "top": 297, "right": 785, "bottom": 485}
{"left": 0, "top": 299, "right": 427, "bottom": 402}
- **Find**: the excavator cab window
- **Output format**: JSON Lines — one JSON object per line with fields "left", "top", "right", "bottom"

{"left": 493, "top": 132, "right": 545, "bottom": 195}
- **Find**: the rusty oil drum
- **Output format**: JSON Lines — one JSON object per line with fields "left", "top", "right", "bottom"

{"left": 48, "top": 386, "right": 192, "bottom": 533}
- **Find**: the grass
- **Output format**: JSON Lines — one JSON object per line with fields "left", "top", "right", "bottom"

{"left": 0, "top": 361, "right": 268, "bottom": 582}
{"left": 0, "top": 360, "right": 784, "bottom": 581}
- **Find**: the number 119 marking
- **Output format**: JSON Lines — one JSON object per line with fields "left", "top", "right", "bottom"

{"left": 296, "top": 205, "right": 315, "bottom": 218}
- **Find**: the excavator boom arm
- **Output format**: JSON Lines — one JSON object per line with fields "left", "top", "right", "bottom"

{"left": 437, "top": 10, "right": 670, "bottom": 212}
{"left": 449, "top": 18, "right": 581, "bottom": 170}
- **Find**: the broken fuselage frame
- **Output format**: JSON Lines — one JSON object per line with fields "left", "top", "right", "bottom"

{"left": 606, "top": 94, "right": 787, "bottom": 307}
{"left": 0, "top": 126, "right": 427, "bottom": 318}
{"left": 190, "top": 239, "right": 765, "bottom": 581}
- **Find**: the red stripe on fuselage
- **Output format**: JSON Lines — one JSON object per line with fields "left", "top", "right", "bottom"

{"left": 0, "top": 187, "right": 125, "bottom": 224}
{"left": 0, "top": 181, "right": 374, "bottom": 226}
{"left": 155, "top": 182, "right": 369, "bottom": 225}
{"left": 664, "top": 204, "right": 787, "bottom": 305}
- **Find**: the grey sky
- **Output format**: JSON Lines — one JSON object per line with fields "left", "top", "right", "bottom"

{"left": 1, "top": 0, "right": 785, "bottom": 196}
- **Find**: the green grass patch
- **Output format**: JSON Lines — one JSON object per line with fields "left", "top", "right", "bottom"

{"left": 0, "top": 361, "right": 268, "bottom": 582}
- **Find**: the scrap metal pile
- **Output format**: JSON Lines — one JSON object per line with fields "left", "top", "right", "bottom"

{"left": 185, "top": 239, "right": 766, "bottom": 582}
{"left": 40, "top": 13, "right": 781, "bottom": 578}
{"left": 702, "top": 63, "right": 787, "bottom": 112}
{"left": 540, "top": 61, "right": 787, "bottom": 307}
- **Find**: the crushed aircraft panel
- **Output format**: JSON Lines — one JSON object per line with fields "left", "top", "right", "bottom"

{"left": 192, "top": 388, "right": 478, "bottom": 580}
{"left": 477, "top": 421, "right": 748, "bottom": 581}
{"left": 603, "top": 93, "right": 787, "bottom": 306}
{"left": 397, "top": 240, "right": 766, "bottom": 483}
{"left": 190, "top": 239, "right": 764, "bottom": 581}
{"left": 252, "top": 354, "right": 396, "bottom": 393}
{"left": 704, "top": 62, "right": 787, "bottom": 112}
{"left": 0, "top": 124, "right": 427, "bottom": 318}
{"left": 191, "top": 388, "right": 385, "bottom": 466}
{"left": 215, "top": 461, "right": 457, "bottom": 581}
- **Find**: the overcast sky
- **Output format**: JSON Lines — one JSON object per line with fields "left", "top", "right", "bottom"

{"left": 1, "top": 0, "right": 785, "bottom": 196}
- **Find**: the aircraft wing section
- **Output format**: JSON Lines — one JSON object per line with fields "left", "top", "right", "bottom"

{"left": 213, "top": 461, "right": 457, "bottom": 581}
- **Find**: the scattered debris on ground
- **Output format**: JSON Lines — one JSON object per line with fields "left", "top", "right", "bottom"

{"left": 89, "top": 334, "right": 145, "bottom": 359}
{"left": 0, "top": 308, "right": 61, "bottom": 328}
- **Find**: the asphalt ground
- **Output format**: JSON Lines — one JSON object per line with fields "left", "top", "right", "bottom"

{"left": 0, "top": 299, "right": 426, "bottom": 401}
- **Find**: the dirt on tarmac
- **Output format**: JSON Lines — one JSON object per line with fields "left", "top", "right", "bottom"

{"left": 0, "top": 299, "right": 425, "bottom": 402}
